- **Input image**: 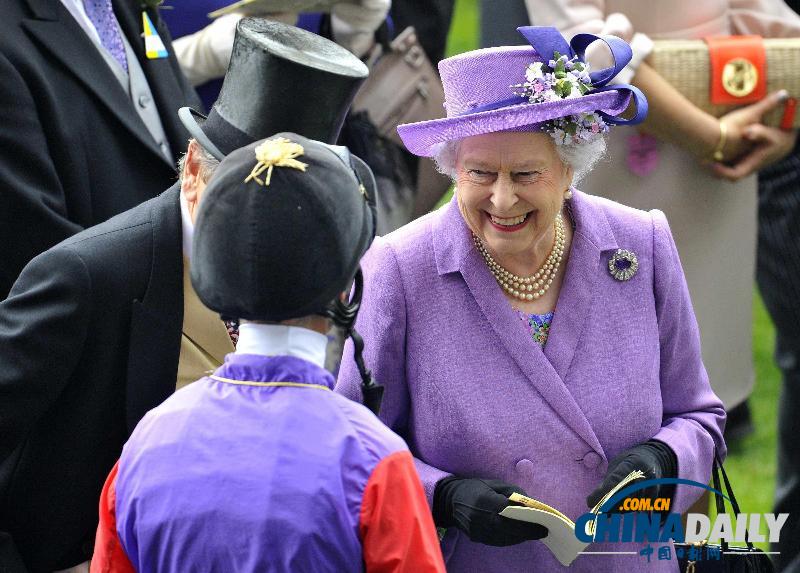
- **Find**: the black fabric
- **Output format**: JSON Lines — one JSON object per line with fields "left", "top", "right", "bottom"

{"left": 0, "top": 533, "right": 26, "bottom": 573}
{"left": 757, "top": 144, "right": 800, "bottom": 573}
{"left": 191, "top": 134, "right": 376, "bottom": 322}
{"left": 390, "top": 0, "right": 456, "bottom": 67}
{"left": 432, "top": 477, "right": 548, "bottom": 546}
{"left": 586, "top": 439, "right": 678, "bottom": 510}
{"left": 201, "top": 107, "right": 256, "bottom": 157}
{"left": 0, "top": 0, "right": 201, "bottom": 299}
{"left": 338, "top": 111, "right": 416, "bottom": 234}
{"left": 675, "top": 544, "right": 774, "bottom": 573}
{"left": 480, "top": 0, "right": 529, "bottom": 47}
{"left": 0, "top": 187, "right": 184, "bottom": 573}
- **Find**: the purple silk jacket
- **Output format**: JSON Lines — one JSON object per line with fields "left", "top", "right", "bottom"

{"left": 110, "top": 354, "right": 416, "bottom": 572}
{"left": 337, "top": 190, "right": 727, "bottom": 572}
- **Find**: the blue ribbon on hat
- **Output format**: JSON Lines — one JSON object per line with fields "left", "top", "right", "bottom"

{"left": 462, "top": 26, "right": 647, "bottom": 125}
{"left": 517, "top": 26, "right": 647, "bottom": 125}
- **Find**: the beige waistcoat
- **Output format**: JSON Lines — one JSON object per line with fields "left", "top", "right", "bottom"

{"left": 177, "top": 259, "right": 234, "bottom": 390}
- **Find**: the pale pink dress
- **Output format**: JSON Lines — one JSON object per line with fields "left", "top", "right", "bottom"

{"left": 528, "top": 0, "right": 800, "bottom": 408}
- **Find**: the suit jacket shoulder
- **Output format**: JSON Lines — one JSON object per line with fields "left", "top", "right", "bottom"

{"left": 0, "top": 185, "right": 184, "bottom": 571}
{"left": 45, "top": 186, "right": 183, "bottom": 301}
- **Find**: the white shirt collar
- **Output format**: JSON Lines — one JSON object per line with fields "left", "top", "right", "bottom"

{"left": 235, "top": 323, "right": 328, "bottom": 369}
{"left": 180, "top": 190, "right": 194, "bottom": 261}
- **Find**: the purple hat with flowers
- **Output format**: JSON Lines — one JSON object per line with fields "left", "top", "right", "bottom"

{"left": 397, "top": 26, "right": 648, "bottom": 157}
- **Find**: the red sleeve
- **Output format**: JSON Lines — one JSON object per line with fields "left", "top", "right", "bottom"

{"left": 90, "top": 461, "right": 136, "bottom": 573}
{"left": 359, "top": 450, "right": 446, "bottom": 573}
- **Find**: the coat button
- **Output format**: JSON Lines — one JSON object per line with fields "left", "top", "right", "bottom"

{"left": 515, "top": 459, "right": 535, "bottom": 477}
{"left": 583, "top": 452, "right": 602, "bottom": 469}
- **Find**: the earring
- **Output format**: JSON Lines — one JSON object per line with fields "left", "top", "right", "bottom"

{"left": 564, "top": 188, "right": 573, "bottom": 200}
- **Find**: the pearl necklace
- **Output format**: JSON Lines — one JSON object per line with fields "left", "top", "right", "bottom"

{"left": 474, "top": 213, "right": 565, "bottom": 301}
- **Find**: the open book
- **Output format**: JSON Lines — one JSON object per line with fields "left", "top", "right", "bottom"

{"left": 499, "top": 470, "right": 645, "bottom": 566}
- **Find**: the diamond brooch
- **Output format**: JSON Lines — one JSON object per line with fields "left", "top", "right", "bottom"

{"left": 608, "top": 249, "right": 638, "bottom": 281}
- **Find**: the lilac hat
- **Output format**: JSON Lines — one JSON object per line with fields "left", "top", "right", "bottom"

{"left": 397, "top": 27, "right": 648, "bottom": 157}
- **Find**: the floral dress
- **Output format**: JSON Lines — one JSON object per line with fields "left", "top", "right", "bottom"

{"left": 514, "top": 310, "right": 554, "bottom": 347}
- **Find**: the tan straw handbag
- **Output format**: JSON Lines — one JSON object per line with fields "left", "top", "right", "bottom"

{"left": 648, "top": 36, "right": 800, "bottom": 128}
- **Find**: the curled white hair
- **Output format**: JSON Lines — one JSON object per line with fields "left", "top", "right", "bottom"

{"left": 431, "top": 133, "right": 607, "bottom": 186}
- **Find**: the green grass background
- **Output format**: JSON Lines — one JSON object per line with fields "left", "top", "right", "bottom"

{"left": 442, "top": 0, "right": 781, "bottom": 549}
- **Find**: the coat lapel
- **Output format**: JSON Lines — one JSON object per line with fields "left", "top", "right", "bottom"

{"left": 21, "top": 0, "right": 172, "bottom": 166}
{"left": 433, "top": 196, "right": 607, "bottom": 453}
{"left": 544, "top": 191, "right": 619, "bottom": 381}
{"left": 126, "top": 185, "right": 184, "bottom": 432}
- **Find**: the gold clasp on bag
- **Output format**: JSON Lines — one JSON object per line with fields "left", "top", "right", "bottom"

{"left": 706, "top": 35, "right": 766, "bottom": 105}
{"left": 722, "top": 58, "right": 759, "bottom": 97}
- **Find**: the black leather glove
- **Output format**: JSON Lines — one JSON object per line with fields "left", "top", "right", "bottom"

{"left": 587, "top": 439, "right": 678, "bottom": 511}
{"left": 432, "top": 477, "right": 548, "bottom": 546}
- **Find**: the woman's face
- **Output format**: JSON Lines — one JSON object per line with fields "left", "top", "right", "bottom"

{"left": 455, "top": 131, "right": 574, "bottom": 262}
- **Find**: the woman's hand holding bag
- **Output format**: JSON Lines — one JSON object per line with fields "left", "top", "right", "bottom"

{"left": 433, "top": 477, "right": 548, "bottom": 546}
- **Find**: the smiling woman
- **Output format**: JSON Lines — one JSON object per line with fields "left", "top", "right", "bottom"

{"left": 452, "top": 131, "right": 574, "bottom": 314}
{"left": 336, "top": 26, "right": 727, "bottom": 573}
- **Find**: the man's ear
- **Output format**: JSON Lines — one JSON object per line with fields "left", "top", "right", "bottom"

{"left": 182, "top": 140, "right": 203, "bottom": 203}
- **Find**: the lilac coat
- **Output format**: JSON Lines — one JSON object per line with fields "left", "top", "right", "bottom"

{"left": 337, "top": 190, "right": 726, "bottom": 572}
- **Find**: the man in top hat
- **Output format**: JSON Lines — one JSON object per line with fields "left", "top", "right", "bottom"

{"left": 0, "top": 19, "right": 369, "bottom": 572}
{"left": 90, "top": 133, "right": 446, "bottom": 572}
{"left": 0, "top": 0, "right": 202, "bottom": 300}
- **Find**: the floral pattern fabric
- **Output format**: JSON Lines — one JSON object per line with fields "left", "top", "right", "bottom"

{"left": 514, "top": 310, "right": 554, "bottom": 347}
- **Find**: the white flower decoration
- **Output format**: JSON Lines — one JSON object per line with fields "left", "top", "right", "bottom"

{"left": 525, "top": 62, "right": 544, "bottom": 82}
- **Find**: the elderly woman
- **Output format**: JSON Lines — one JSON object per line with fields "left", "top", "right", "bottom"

{"left": 337, "top": 27, "right": 726, "bottom": 572}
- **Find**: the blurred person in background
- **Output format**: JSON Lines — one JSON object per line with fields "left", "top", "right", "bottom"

{"left": 528, "top": 0, "right": 800, "bottom": 441}
{"left": 390, "top": 0, "right": 455, "bottom": 66}
{"left": 337, "top": 26, "right": 726, "bottom": 572}
{"left": 0, "top": 20, "right": 368, "bottom": 572}
{"left": 0, "top": 0, "right": 201, "bottom": 299}
{"left": 479, "top": 0, "right": 527, "bottom": 47}
{"left": 756, "top": 2, "right": 800, "bottom": 570}
{"left": 758, "top": 135, "right": 800, "bottom": 573}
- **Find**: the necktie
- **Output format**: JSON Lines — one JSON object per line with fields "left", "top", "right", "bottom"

{"left": 82, "top": 0, "right": 129, "bottom": 72}
{"left": 224, "top": 320, "right": 239, "bottom": 348}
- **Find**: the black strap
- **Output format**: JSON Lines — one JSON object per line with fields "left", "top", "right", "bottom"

{"left": 712, "top": 449, "right": 755, "bottom": 550}
{"left": 710, "top": 454, "right": 729, "bottom": 552}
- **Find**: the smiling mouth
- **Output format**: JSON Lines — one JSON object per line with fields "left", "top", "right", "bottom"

{"left": 487, "top": 211, "right": 533, "bottom": 231}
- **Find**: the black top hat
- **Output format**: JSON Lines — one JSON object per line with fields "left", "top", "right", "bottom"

{"left": 179, "top": 18, "right": 369, "bottom": 160}
{"left": 191, "top": 133, "right": 377, "bottom": 322}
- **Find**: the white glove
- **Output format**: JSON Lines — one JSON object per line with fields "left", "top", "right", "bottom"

{"left": 173, "top": 13, "right": 243, "bottom": 86}
{"left": 331, "top": 0, "right": 391, "bottom": 57}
